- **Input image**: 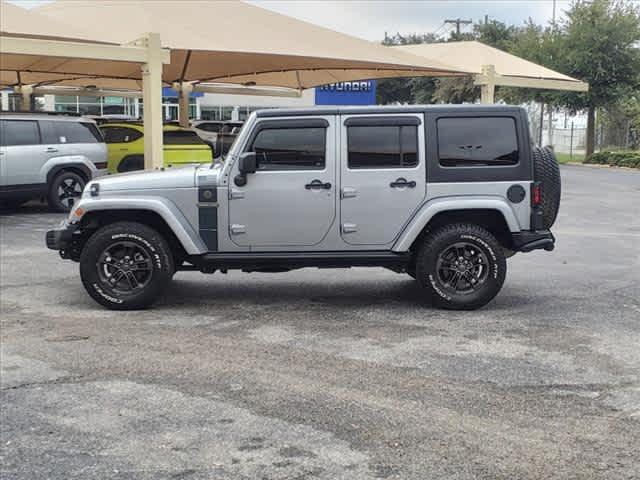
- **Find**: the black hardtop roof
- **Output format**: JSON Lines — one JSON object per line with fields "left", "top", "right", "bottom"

{"left": 255, "top": 104, "right": 524, "bottom": 118}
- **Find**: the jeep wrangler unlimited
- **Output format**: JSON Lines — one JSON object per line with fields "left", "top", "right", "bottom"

{"left": 46, "top": 105, "right": 560, "bottom": 310}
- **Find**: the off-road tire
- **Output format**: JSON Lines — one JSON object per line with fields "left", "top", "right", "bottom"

{"left": 415, "top": 223, "right": 506, "bottom": 310}
{"left": 48, "top": 170, "right": 86, "bottom": 212}
{"left": 532, "top": 146, "right": 561, "bottom": 228}
{"left": 80, "top": 222, "right": 174, "bottom": 310}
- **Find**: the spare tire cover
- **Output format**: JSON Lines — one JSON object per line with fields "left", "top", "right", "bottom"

{"left": 532, "top": 146, "right": 561, "bottom": 229}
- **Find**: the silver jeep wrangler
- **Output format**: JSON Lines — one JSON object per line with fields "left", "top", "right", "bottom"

{"left": 46, "top": 105, "right": 560, "bottom": 310}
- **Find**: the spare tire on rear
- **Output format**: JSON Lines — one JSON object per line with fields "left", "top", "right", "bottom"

{"left": 532, "top": 146, "right": 561, "bottom": 229}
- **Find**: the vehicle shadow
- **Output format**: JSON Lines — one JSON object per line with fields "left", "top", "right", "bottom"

{"left": 0, "top": 201, "right": 52, "bottom": 216}
{"left": 162, "top": 275, "right": 533, "bottom": 312}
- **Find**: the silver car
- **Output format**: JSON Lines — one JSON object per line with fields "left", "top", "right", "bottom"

{"left": 0, "top": 112, "right": 108, "bottom": 211}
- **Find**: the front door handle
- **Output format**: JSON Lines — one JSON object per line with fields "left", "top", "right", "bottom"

{"left": 305, "top": 179, "right": 332, "bottom": 190}
{"left": 390, "top": 178, "right": 416, "bottom": 189}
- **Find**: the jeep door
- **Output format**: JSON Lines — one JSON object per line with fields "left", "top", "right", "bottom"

{"left": 228, "top": 117, "right": 336, "bottom": 247}
{"left": 339, "top": 114, "right": 426, "bottom": 245}
{"left": 0, "top": 119, "right": 47, "bottom": 186}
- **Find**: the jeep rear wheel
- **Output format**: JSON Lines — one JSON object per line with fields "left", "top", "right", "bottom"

{"left": 79, "top": 222, "right": 174, "bottom": 310}
{"left": 416, "top": 223, "right": 506, "bottom": 310}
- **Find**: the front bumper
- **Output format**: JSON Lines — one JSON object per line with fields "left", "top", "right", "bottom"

{"left": 46, "top": 221, "right": 81, "bottom": 258}
{"left": 512, "top": 230, "right": 555, "bottom": 252}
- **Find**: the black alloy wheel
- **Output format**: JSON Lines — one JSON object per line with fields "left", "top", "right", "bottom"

{"left": 435, "top": 242, "right": 490, "bottom": 295}
{"left": 48, "top": 171, "right": 86, "bottom": 212}
{"left": 97, "top": 241, "right": 154, "bottom": 294}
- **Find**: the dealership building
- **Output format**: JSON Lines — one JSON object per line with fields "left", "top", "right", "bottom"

{"left": 1, "top": 81, "right": 377, "bottom": 121}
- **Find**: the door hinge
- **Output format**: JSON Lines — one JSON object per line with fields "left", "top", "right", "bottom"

{"left": 342, "top": 223, "right": 357, "bottom": 234}
{"left": 229, "top": 189, "right": 245, "bottom": 200}
{"left": 230, "top": 224, "right": 246, "bottom": 235}
{"left": 341, "top": 187, "right": 357, "bottom": 199}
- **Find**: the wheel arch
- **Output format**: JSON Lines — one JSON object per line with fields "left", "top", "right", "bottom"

{"left": 393, "top": 198, "right": 520, "bottom": 252}
{"left": 75, "top": 198, "right": 207, "bottom": 256}
{"left": 46, "top": 163, "right": 91, "bottom": 185}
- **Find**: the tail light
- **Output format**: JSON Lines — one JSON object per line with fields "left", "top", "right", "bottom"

{"left": 531, "top": 182, "right": 542, "bottom": 206}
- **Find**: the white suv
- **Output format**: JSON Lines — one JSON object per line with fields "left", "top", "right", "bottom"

{"left": 0, "top": 112, "right": 108, "bottom": 211}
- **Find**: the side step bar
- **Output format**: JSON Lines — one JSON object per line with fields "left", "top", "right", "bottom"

{"left": 186, "top": 251, "right": 411, "bottom": 271}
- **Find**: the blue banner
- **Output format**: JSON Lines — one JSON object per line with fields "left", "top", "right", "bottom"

{"left": 315, "top": 80, "right": 377, "bottom": 106}
{"left": 162, "top": 87, "right": 203, "bottom": 98}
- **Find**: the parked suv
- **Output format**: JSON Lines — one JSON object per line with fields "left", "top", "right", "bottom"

{"left": 47, "top": 105, "right": 560, "bottom": 310}
{"left": 0, "top": 112, "right": 107, "bottom": 211}
{"left": 99, "top": 123, "right": 212, "bottom": 173}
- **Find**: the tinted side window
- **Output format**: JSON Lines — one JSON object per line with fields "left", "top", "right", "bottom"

{"left": 45, "top": 121, "right": 102, "bottom": 144}
{"left": 0, "top": 120, "right": 40, "bottom": 146}
{"left": 437, "top": 117, "right": 519, "bottom": 167}
{"left": 164, "top": 130, "right": 205, "bottom": 145}
{"left": 347, "top": 125, "right": 418, "bottom": 169}
{"left": 101, "top": 126, "right": 142, "bottom": 144}
{"left": 249, "top": 127, "right": 325, "bottom": 170}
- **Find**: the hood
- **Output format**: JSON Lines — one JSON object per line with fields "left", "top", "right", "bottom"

{"left": 88, "top": 165, "right": 212, "bottom": 192}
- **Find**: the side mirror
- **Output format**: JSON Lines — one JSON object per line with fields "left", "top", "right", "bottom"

{"left": 238, "top": 152, "right": 257, "bottom": 174}
{"left": 234, "top": 152, "right": 257, "bottom": 187}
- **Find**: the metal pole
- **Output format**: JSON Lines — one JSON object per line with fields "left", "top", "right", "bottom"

{"left": 175, "top": 82, "right": 193, "bottom": 128}
{"left": 141, "top": 33, "right": 164, "bottom": 170}
{"left": 538, "top": 103, "right": 544, "bottom": 145}
{"left": 569, "top": 121, "right": 574, "bottom": 161}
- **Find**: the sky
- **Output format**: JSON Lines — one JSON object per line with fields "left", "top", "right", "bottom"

{"left": 6, "top": 0, "right": 636, "bottom": 42}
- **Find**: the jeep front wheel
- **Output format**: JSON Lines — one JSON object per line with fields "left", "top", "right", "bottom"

{"left": 79, "top": 222, "right": 174, "bottom": 310}
{"left": 415, "top": 224, "right": 506, "bottom": 310}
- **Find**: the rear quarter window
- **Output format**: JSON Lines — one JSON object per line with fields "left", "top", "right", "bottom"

{"left": 196, "top": 123, "right": 222, "bottom": 133}
{"left": 437, "top": 117, "right": 519, "bottom": 167}
{"left": 101, "top": 126, "right": 142, "bottom": 143}
{"left": 163, "top": 130, "right": 206, "bottom": 145}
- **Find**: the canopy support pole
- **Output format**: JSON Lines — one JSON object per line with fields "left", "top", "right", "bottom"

{"left": 14, "top": 84, "right": 34, "bottom": 111}
{"left": 140, "top": 33, "right": 164, "bottom": 170}
{"left": 475, "top": 63, "right": 589, "bottom": 102}
{"left": 478, "top": 65, "right": 496, "bottom": 104}
{"left": 174, "top": 82, "right": 193, "bottom": 128}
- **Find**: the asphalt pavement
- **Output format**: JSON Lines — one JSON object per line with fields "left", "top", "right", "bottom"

{"left": 1, "top": 165, "right": 639, "bottom": 479}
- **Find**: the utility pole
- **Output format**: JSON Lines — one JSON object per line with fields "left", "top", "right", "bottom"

{"left": 444, "top": 18, "right": 472, "bottom": 37}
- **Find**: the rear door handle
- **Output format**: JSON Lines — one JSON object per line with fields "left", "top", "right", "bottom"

{"left": 46, "top": 147, "right": 58, "bottom": 153}
{"left": 390, "top": 178, "right": 416, "bottom": 189}
{"left": 305, "top": 179, "right": 332, "bottom": 190}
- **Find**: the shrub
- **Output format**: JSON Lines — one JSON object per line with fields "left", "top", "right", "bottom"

{"left": 585, "top": 150, "right": 640, "bottom": 168}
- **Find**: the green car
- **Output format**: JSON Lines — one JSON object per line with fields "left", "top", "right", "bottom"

{"left": 100, "top": 123, "right": 213, "bottom": 173}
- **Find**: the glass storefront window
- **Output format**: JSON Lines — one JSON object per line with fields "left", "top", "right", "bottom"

{"left": 53, "top": 95, "right": 134, "bottom": 116}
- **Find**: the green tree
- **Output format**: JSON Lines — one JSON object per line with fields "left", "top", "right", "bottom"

{"left": 557, "top": 0, "right": 640, "bottom": 156}
{"left": 377, "top": 32, "right": 439, "bottom": 104}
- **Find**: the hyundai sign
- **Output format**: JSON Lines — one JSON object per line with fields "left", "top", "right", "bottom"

{"left": 315, "top": 81, "right": 377, "bottom": 106}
